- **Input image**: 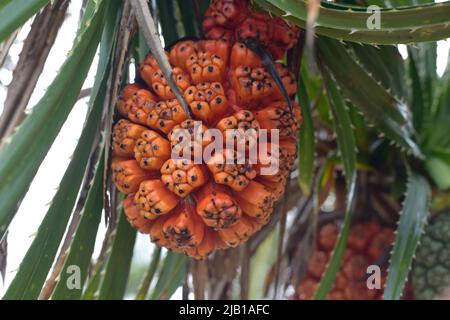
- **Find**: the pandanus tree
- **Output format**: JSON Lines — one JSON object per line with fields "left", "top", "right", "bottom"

{"left": 0, "top": 0, "right": 450, "bottom": 300}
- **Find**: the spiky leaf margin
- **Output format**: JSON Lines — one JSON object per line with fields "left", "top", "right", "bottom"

{"left": 384, "top": 171, "right": 430, "bottom": 300}
{"left": 256, "top": 0, "right": 450, "bottom": 44}
{"left": 316, "top": 37, "right": 423, "bottom": 159}
{"left": 313, "top": 69, "right": 357, "bottom": 299}
{"left": 0, "top": 0, "right": 106, "bottom": 240}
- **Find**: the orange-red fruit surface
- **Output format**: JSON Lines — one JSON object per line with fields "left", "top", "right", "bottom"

{"left": 111, "top": 0, "right": 301, "bottom": 259}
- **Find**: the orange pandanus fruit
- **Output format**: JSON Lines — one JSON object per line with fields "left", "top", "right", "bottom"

{"left": 134, "top": 129, "right": 171, "bottom": 171}
{"left": 195, "top": 182, "right": 242, "bottom": 230}
{"left": 203, "top": 0, "right": 300, "bottom": 60}
{"left": 295, "top": 222, "right": 395, "bottom": 300}
{"left": 184, "top": 82, "right": 228, "bottom": 124}
{"left": 160, "top": 158, "right": 208, "bottom": 197}
{"left": 111, "top": 0, "right": 301, "bottom": 259}
{"left": 123, "top": 194, "right": 153, "bottom": 234}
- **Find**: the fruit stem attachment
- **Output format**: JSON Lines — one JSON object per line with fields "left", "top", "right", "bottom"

{"left": 130, "top": 0, "right": 193, "bottom": 119}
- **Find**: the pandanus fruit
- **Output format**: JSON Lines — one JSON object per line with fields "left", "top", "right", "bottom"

{"left": 111, "top": 0, "right": 301, "bottom": 259}
{"left": 295, "top": 222, "right": 396, "bottom": 300}
{"left": 203, "top": 0, "right": 300, "bottom": 60}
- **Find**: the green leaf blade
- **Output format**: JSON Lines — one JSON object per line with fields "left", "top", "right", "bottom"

{"left": 316, "top": 37, "right": 423, "bottom": 159}
{"left": 51, "top": 155, "right": 104, "bottom": 300}
{"left": 97, "top": 211, "right": 137, "bottom": 300}
{"left": 323, "top": 72, "right": 357, "bottom": 190}
{"left": 313, "top": 69, "right": 357, "bottom": 300}
{"left": 176, "top": 0, "right": 200, "bottom": 37}
{"left": 256, "top": 0, "right": 450, "bottom": 44}
{"left": 156, "top": 0, "right": 179, "bottom": 46}
{"left": 352, "top": 44, "right": 406, "bottom": 100}
{"left": 135, "top": 247, "right": 162, "bottom": 300}
{"left": 313, "top": 209, "right": 352, "bottom": 299}
{"left": 2, "top": 60, "right": 106, "bottom": 300}
{"left": 0, "top": 0, "right": 105, "bottom": 240}
{"left": 384, "top": 172, "right": 430, "bottom": 300}
{"left": 150, "top": 252, "right": 187, "bottom": 300}
{"left": 0, "top": 0, "right": 49, "bottom": 43}
{"left": 297, "top": 77, "right": 315, "bottom": 196}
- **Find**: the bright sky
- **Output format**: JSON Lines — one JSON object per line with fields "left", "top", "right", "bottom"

{"left": 0, "top": 1, "right": 449, "bottom": 298}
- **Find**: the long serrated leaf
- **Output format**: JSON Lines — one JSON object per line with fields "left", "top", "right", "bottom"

{"left": 48, "top": 1, "right": 121, "bottom": 300}
{"left": 408, "top": 50, "right": 426, "bottom": 134}
{"left": 384, "top": 172, "right": 430, "bottom": 300}
{"left": 314, "top": 69, "right": 357, "bottom": 299}
{"left": 78, "top": 0, "right": 103, "bottom": 35}
{"left": 0, "top": 0, "right": 48, "bottom": 43}
{"left": 323, "top": 72, "right": 357, "bottom": 189}
{"left": 97, "top": 211, "right": 137, "bottom": 300}
{"left": 318, "top": 38, "right": 407, "bottom": 124}
{"left": 256, "top": 0, "right": 450, "bottom": 44}
{"left": 408, "top": 43, "right": 437, "bottom": 136}
{"left": 314, "top": 206, "right": 352, "bottom": 300}
{"left": 351, "top": 44, "right": 406, "bottom": 100}
{"left": 2, "top": 4, "right": 107, "bottom": 301}
{"left": 0, "top": 0, "right": 106, "bottom": 240}
{"left": 51, "top": 154, "right": 104, "bottom": 300}
{"left": 316, "top": 37, "right": 423, "bottom": 159}
{"left": 86, "top": 0, "right": 122, "bottom": 99}
{"left": 2, "top": 84, "right": 105, "bottom": 299}
{"left": 323, "top": 0, "right": 432, "bottom": 10}
{"left": 3, "top": 56, "right": 107, "bottom": 300}
{"left": 150, "top": 251, "right": 187, "bottom": 300}
{"left": 297, "top": 76, "right": 315, "bottom": 196}
{"left": 249, "top": 229, "right": 278, "bottom": 299}
{"left": 422, "top": 66, "right": 450, "bottom": 149}
{"left": 300, "top": 62, "right": 332, "bottom": 128}
{"left": 81, "top": 262, "right": 105, "bottom": 300}
{"left": 409, "top": 43, "right": 437, "bottom": 108}
{"left": 348, "top": 104, "right": 369, "bottom": 152}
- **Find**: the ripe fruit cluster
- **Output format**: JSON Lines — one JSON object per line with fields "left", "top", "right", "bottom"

{"left": 111, "top": 0, "right": 301, "bottom": 259}
{"left": 203, "top": 0, "right": 300, "bottom": 59}
{"left": 296, "top": 222, "right": 394, "bottom": 299}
